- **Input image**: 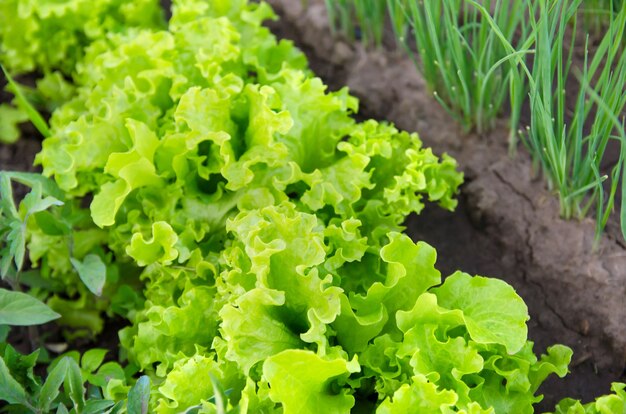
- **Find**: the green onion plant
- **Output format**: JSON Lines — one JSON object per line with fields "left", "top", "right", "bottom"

{"left": 324, "top": 0, "right": 395, "bottom": 47}
{"left": 323, "top": 0, "right": 536, "bottom": 142}
{"left": 525, "top": 0, "right": 626, "bottom": 242}
{"left": 388, "top": 0, "right": 536, "bottom": 139}
{"left": 580, "top": 0, "right": 625, "bottom": 33}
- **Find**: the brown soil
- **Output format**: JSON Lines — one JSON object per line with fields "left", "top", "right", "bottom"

{"left": 0, "top": 136, "right": 41, "bottom": 173}
{"left": 0, "top": 76, "right": 42, "bottom": 201}
{"left": 266, "top": 0, "right": 626, "bottom": 410}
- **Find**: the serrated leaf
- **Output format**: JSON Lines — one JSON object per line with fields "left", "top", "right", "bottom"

{"left": 65, "top": 358, "right": 85, "bottom": 411}
{"left": 2, "top": 180, "right": 63, "bottom": 277}
{"left": 0, "top": 356, "right": 29, "bottom": 405}
{"left": 0, "top": 174, "right": 18, "bottom": 218}
{"left": 2, "top": 172, "right": 65, "bottom": 200}
{"left": 39, "top": 357, "right": 69, "bottom": 412}
{"left": 2, "top": 344, "right": 39, "bottom": 392}
{"left": 0, "top": 251, "right": 12, "bottom": 280}
{"left": 23, "top": 194, "right": 64, "bottom": 217}
{"left": 70, "top": 254, "right": 106, "bottom": 296}
{"left": 0, "top": 288, "right": 60, "bottom": 326}
{"left": 127, "top": 376, "right": 150, "bottom": 414}
{"left": 7, "top": 221, "right": 25, "bottom": 275}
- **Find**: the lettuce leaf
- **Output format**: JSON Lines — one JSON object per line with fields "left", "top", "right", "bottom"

{"left": 263, "top": 349, "right": 359, "bottom": 414}
{"left": 433, "top": 271, "right": 529, "bottom": 354}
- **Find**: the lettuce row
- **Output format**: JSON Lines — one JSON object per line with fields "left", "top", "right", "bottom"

{"left": 138, "top": 203, "right": 570, "bottom": 413}
{"left": 33, "top": 0, "right": 462, "bottom": 309}
{"left": 121, "top": 202, "right": 573, "bottom": 413}
{"left": 2, "top": 0, "right": 584, "bottom": 412}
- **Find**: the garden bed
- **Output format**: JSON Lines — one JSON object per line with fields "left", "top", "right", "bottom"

{"left": 1, "top": 0, "right": 626, "bottom": 411}
{"left": 265, "top": 0, "right": 626, "bottom": 408}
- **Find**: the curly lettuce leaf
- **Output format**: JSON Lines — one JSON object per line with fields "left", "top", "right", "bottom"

{"left": 263, "top": 350, "right": 359, "bottom": 414}
{"left": 333, "top": 233, "right": 440, "bottom": 353}
{"left": 155, "top": 353, "right": 242, "bottom": 414}
{"left": 433, "top": 271, "right": 529, "bottom": 354}
{"left": 376, "top": 374, "right": 463, "bottom": 414}
{"left": 122, "top": 280, "right": 220, "bottom": 372}
{"left": 126, "top": 221, "right": 179, "bottom": 267}
{"left": 0, "top": 0, "right": 164, "bottom": 76}
{"left": 219, "top": 288, "right": 304, "bottom": 374}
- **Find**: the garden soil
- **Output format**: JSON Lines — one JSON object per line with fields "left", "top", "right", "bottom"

{"left": 265, "top": 0, "right": 626, "bottom": 409}
{"left": 1, "top": 2, "right": 626, "bottom": 411}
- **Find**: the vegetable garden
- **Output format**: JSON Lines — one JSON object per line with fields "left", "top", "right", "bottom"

{"left": 0, "top": 0, "right": 625, "bottom": 413}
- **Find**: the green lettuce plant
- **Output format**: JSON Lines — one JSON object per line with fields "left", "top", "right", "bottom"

{"left": 324, "top": 0, "right": 535, "bottom": 143}
{"left": 392, "top": 0, "right": 535, "bottom": 138}
{"left": 580, "top": 0, "right": 625, "bottom": 33}
{"left": 324, "top": 0, "right": 397, "bottom": 47}
{"left": 0, "top": 0, "right": 165, "bottom": 144}
{"left": 0, "top": 0, "right": 165, "bottom": 76}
